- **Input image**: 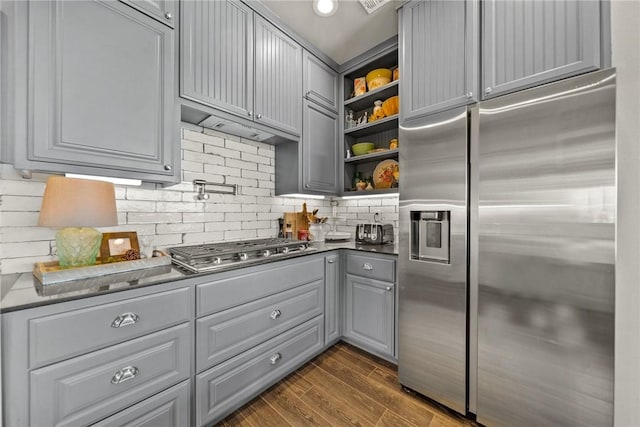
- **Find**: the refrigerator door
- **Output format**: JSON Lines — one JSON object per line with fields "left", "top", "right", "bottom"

{"left": 398, "top": 106, "right": 468, "bottom": 414}
{"left": 475, "top": 69, "right": 615, "bottom": 427}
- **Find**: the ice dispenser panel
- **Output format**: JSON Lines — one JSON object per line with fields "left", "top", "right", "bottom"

{"left": 410, "top": 211, "right": 450, "bottom": 263}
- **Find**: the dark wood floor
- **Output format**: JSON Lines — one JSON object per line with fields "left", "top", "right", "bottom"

{"left": 217, "top": 342, "right": 476, "bottom": 427}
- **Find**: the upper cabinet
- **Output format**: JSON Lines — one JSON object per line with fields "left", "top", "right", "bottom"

{"left": 1, "top": 0, "right": 179, "bottom": 183}
{"left": 181, "top": 0, "right": 301, "bottom": 137}
{"left": 303, "top": 51, "right": 339, "bottom": 113}
{"left": 122, "top": 0, "right": 176, "bottom": 27}
{"left": 482, "top": 0, "right": 602, "bottom": 99}
{"left": 301, "top": 99, "right": 339, "bottom": 194}
{"left": 399, "top": 0, "right": 478, "bottom": 122}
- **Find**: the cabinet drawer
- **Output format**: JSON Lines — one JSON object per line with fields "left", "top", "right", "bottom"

{"left": 196, "top": 316, "right": 324, "bottom": 426}
{"left": 196, "top": 257, "right": 324, "bottom": 317}
{"left": 346, "top": 253, "right": 395, "bottom": 283}
{"left": 196, "top": 280, "right": 323, "bottom": 371}
{"left": 29, "top": 287, "right": 190, "bottom": 369}
{"left": 91, "top": 380, "right": 190, "bottom": 427}
{"left": 31, "top": 323, "right": 190, "bottom": 427}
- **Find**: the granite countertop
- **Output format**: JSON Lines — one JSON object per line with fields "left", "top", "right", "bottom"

{"left": 0, "top": 240, "right": 397, "bottom": 313}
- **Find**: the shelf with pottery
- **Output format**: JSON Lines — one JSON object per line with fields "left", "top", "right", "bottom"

{"left": 344, "top": 114, "right": 399, "bottom": 138}
{"left": 344, "top": 80, "right": 399, "bottom": 112}
{"left": 344, "top": 148, "right": 399, "bottom": 164}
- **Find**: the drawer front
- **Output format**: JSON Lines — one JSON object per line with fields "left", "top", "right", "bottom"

{"left": 31, "top": 323, "right": 190, "bottom": 427}
{"left": 196, "top": 316, "right": 324, "bottom": 426}
{"left": 29, "top": 287, "right": 191, "bottom": 369}
{"left": 196, "top": 280, "right": 324, "bottom": 371}
{"left": 91, "top": 380, "right": 190, "bottom": 427}
{"left": 346, "top": 253, "right": 395, "bottom": 283}
{"left": 196, "top": 256, "right": 324, "bottom": 317}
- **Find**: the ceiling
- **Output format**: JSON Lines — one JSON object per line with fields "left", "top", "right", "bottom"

{"left": 257, "top": 0, "right": 399, "bottom": 65}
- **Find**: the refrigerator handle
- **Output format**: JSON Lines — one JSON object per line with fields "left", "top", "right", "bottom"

{"left": 468, "top": 105, "right": 480, "bottom": 414}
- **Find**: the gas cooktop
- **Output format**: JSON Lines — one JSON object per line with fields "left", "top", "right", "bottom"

{"left": 168, "top": 238, "right": 314, "bottom": 273}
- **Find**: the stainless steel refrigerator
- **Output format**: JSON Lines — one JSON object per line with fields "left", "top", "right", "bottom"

{"left": 398, "top": 69, "right": 615, "bottom": 427}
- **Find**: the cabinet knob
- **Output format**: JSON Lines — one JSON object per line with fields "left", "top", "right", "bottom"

{"left": 270, "top": 309, "right": 282, "bottom": 320}
{"left": 386, "top": 286, "right": 392, "bottom": 291}
{"left": 362, "top": 263, "right": 373, "bottom": 270}
{"left": 248, "top": 111, "right": 253, "bottom": 117}
{"left": 466, "top": 91, "right": 473, "bottom": 99}
{"left": 111, "top": 366, "right": 139, "bottom": 384}
{"left": 164, "top": 12, "right": 172, "bottom": 20}
{"left": 269, "top": 353, "right": 282, "bottom": 365}
{"left": 257, "top": 113, "right": 262, "bottom": 119}
{"left": 304, "top": 183, "right": 310, "bottom": 188}
{"left": 164, "top": 164, "right": 172, "bottom": 171}
{"left": 305, "top": 90, "right": 311, "bottom": 97}
{"left": 485, "top": 87, "right": 492, "bottom": 94}
{"left": 327, "top": 259, "right": 335, "bottom": 264}
{"left": 111, "top": 313, "right": 140, "bottom": 328}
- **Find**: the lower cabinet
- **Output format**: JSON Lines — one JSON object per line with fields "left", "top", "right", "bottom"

{"left": 344, "top": 274, "right": 395, "bottom": 358}
{"left": 92, "top": 380, "right": 191, "bottom": 427}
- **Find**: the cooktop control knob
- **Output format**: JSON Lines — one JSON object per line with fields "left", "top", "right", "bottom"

{"left": 213, "top": 257, "right": 221, "bottom": 265}
{"left": 281, "top": 247, "right": 289, "bottom": 254}
{"left": 299, "top": 245, "right": 307, "bottom": 251}
{"left": 238, "top": 253, "right": 248, "bottom": 261}
{"left": 263, "top": 249, "right": 271, "bottom": 257}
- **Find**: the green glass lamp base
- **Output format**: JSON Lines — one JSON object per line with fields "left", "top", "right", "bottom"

{"left": 56, "top": 227, "right": 102, "bottom": 267}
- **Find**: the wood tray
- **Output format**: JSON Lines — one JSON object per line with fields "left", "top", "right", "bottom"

{"left": 33, "top": 253, "right": 172, "bottom": 286}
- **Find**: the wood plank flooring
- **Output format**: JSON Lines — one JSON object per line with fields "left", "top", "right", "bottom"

{"left": 217, "top": 342, "right": 477, "bottom": 427}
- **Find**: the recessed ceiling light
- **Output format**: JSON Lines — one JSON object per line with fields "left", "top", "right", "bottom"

{"left": 313, "top": 0, "right": 338, "bottom": 17}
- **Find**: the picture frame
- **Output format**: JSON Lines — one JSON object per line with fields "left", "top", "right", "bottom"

{"left": 100, "top": 231, "right": 140, "bottom": 262}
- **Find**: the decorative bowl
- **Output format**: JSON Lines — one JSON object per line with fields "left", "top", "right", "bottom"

{"left": 352, "top": 142, "right": 375, "bottom": 156}
{"left": 382, "top": 95, "right": 399, "bottom": 116}
{"left": 366, "top": 68, "right": 392, "bottom": 90}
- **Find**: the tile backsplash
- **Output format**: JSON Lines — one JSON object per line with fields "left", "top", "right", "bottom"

{"left": 0, "top": 125, "right": 398, "bottom": 274}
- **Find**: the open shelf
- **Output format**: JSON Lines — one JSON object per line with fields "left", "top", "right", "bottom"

{"left": 344, "top": 80, "right": 399, "bottom": 112}
{"left": 345, "top": 148, "right": 399, "bottom": 164}
{"left": 344, "top": 115, "right": 398, "bottom": 138}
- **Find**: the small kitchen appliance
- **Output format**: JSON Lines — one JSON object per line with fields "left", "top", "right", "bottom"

{"left": 355, "top": 223, "right": 394, "bottom": 245}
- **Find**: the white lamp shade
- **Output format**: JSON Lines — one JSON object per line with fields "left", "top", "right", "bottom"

{"left": 38, "top": 176, "right": 118, "bottom": 228}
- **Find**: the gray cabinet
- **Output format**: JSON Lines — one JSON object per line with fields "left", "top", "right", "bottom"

{"left": 344, "top": 274, "right": 395, "bottom": 358}
{"left": 3, "top": 0, "right": 179, "bottom": 183}
{"left": 181, "top": 0, "right": 301, "bottom": 136}
{"left": 325, "top": 254, "right": 340, "bottom": 344}
{"left": 482, "top": 0, "right": 602, "bottom": 98}
{"left": 399, "top": 0, "right": 478, "bottom": 122}
{"left": 122, "top": 0, "right": 176, "bottom": 27}
{"left": 303, "top": 50, "right": 339, "bottom": 112}
{"left": 180, "top": 0, "right": 253, "bottom": 119}
{"left": 254, "top": 16, "right": 302, "bottom": 135}
{"left": 302, "top": 99, "right": 339, "bottom": 194}
{"left": 92, "top": 380, "right": 191, "bottom": 427}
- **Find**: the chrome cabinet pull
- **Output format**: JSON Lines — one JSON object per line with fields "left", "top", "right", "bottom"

{"left": 386, "top": 286, "right": 392, "bottom": 291}
{"left": 111, "top": 313, "right": 140, "bottom": 328}
{"left": 270, "top": 309, "right": 282, "bottom": 320}
{"left": 466, "top": 91, "right": 473, "bottom": 98}
{"left": 327, "top": 259, "right": 335, "bottom": 264}
{"left": 485, "top": 87, "right": 493, "bottom": 94}
{"left": 269, "top": 353, "right": 282, "bottom": 365}
{"left": 257, "top": 113, "right": 262, "bottom": 119}
{"left": 248, "top": 111, "right": 253, "bottom": 117}
{"left": 164, "top": 164, "right": 172, "bottom": 171}
{"left": 111, "top": 366, "right": 139, "bottom": 384}
{"left": 164, "top": 12, "right": 172, "bottom": 20}
{"left": 362, "top": 263, "right": 373, "bottom": 270}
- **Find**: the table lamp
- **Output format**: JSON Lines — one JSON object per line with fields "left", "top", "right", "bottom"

{"left": 38, "top": 176, "right": 118, "bottom": 267}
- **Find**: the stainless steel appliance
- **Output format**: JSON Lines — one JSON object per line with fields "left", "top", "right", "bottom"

{"left": 355, "top": 223, "right": 394, "bottom": 245}
{"left": 398, "top": 69, "right": 616, "bottom": 427}
{"left": 168, "top": 238, "right": 313, "bottom": 273}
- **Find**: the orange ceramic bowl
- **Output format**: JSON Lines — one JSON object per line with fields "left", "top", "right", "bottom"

{"left": 366, "top": 68, "right": 392, "bottom": 90}
{"left": 382, "top": 95, "right": 399, "bottom": 117}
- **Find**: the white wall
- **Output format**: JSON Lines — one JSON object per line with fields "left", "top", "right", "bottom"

{"left": 612, "top": 1, "right": 640, "bottom": 425}
{"left": 0, "top": 126, "right": 398, "bottom": 275}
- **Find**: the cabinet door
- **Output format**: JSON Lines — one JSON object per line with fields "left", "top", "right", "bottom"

{"left": 302, "top": 99, "right": 339, "bottom": 194}
{"left": 121, "top": 0, "right": 176, "bottom": 27}
{"left": 325, "top": 254, "right": 340, "bottom": 344}
{"left": 28, "top": 0, "right": 176, "bottom": 179}
{"left": 181, "top": 0, "right": 253, "bottom": 118}
{"left": 482, "top": 0, "right": 601, "bottom": 99}
{"left": 344, "top": 274, "right": 394, "bottom": 357}
{"left": 254, "top": 16, "right": 302, "bottom": 136}
{"left": 400, "top": 0, "right": 478, "bottom": 122}
{"left": 303, "top": 51, "right": 339, "bottom": 113}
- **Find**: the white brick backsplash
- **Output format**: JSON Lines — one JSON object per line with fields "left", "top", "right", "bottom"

{"left": 127, "top": 212, "right": 182, "bottom": 224}
{"left": 0, "top": 126, "right": 398, "bottom": 273}
{"left": 1, "top": 195, "right": 43, "bottom": 212}
{"left": 182, "top": 212, "right": 225, "bottom": 223}
{"left": 0, "top": 241, "right": 50, "bottom": 259}
{"left": 156, "top": 222, "right": 204, "bottom": 234}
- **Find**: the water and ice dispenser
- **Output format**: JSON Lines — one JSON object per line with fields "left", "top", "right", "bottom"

{"left": 410, "top": 211, "right": 450, "bottom": 263}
